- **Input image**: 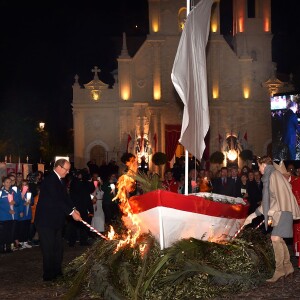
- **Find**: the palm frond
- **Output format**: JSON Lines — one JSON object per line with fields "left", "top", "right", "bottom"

{"left": 141, "top": 252, "right": 170, "bottom": 294}
{"left": 160, "top": 260, "right": 244, "bottom": 286}
{"left": 133, "top": 235, "right": 155, "bottom": 300}
{"left": 62, "top": 240, "right": 102, "bottom": 300}
{"left": 130, "top": 171, "right": 165, "bottom": 193}
{"left": 118, "top": 262, "right": 135, "bottom": 298}
{"left": 63, "top": 227, "right": 274, "bottom": 299}
{"left": 165, "top": 238, "right": 212, "bottom": 263}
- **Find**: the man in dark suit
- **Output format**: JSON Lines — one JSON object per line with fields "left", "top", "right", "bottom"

{"left": 35, "top": 159, "right": 81, "bottom": 281}
{"left": 212, "top": 167, "right": 235, "bottom": 196}
{"left": 231, "top": 166, "right": 242, "bottom": 197}
{"left": 282, "top": 101, "right": 300, "bottom": 160}
{"left": 247, "top": 170, "right": 263, "bottom": 214}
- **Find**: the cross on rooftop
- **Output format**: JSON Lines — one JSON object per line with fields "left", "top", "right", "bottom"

{"left": 91, "top": 66, "right": 100, "bottom": 77}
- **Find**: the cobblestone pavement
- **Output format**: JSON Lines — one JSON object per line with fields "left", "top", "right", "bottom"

{"left": 1, "top": 240, "right": 300, "bottom": 299}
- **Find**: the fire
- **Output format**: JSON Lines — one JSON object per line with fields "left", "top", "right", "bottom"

{"left": 108, "top": 156, "right": 143, "bottom": 254}
{"left": 139, "top": 243, "right": 147, "bottom": 258}
{"left": 107, "top": 225, "right": 115, "bottom": 240}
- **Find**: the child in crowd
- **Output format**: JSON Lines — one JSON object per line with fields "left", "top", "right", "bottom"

{"left": 30, "top": 186, "right": 40, "bottom": 245}
{"left": 18, "top": 180, "right": 33, "bottom": 248}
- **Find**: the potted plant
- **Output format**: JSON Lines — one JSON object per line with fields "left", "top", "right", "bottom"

{"left": 152, "top": 152, "right": 168, "bottom": 166}
{"left": 209, "top": 151, "right": 225, "bottom": 165}
{"left": 239, "top": 149, "right": 253, "bottom": 166}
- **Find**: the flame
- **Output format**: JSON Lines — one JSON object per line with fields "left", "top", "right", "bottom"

{"left": 139, "top": 243, "right": 147, "bottom": 258}
{"left": 107, "top": 225, "right": 115, "bottom": 240}
{"left": 108, "top": 156, "right": 144, "bottom": 254}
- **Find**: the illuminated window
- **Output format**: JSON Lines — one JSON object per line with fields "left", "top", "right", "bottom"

{"left": 243, "top": 87, "right": 250, "bottom": 99}
{"left": 91, "top": 90, "right": 101, "bottom": 101}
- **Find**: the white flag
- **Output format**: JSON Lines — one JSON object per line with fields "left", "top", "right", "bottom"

{"left": 171, "top": 0, "right": 212, "bottom": 161}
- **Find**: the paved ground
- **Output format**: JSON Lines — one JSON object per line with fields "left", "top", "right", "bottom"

{"left": 0, "top": 240, "right": 92, "bottom": 299}
{"left": 1, "top": 240, "right": 300, "bottom": 299}
{"left": 226, "top": 260, "right": 300, "bottom": 300}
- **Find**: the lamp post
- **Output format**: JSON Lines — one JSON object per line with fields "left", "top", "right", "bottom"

{"left": 38, "top": 122, "right": 46, "bottom": 163}
{"left": 39, "top": 122, "right": 45, "bottom": 131}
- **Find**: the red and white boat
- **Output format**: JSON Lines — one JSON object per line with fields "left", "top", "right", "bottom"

{"left": 128, "top": 190, "right": 249, "bottom": 249}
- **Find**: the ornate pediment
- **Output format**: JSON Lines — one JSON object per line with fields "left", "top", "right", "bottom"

{"left": 84, "top": 66, "right": 108, "bottom": 89}
{"left": 84, "top": 66, "right": 109, "bottom": 101}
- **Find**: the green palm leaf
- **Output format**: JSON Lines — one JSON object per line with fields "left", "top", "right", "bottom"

{"left": 141, "top": 252, "right": 170, "bottom": 294}
{"left": 118, "top": 262, "right": 135, "bottom": 297}
{"left": 129, "top": 170, "right": 165, "bottom": 193}
{"left": 160, "top": 260, "right": 244, "bottom": 286}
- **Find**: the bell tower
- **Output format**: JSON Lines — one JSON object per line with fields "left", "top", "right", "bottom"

{"left": 232, "top": 0, "right": 272, "bottom": 62}
{"left": 148, "top": 0, "right": 186, "bottom": 36}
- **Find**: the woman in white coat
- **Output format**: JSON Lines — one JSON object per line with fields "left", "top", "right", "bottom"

{"left": 91, "top": 180, "right": 105, "bottom": 233}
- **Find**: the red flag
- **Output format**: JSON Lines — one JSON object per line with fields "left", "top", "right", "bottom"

{"left": 244, "top": 132, "right": 248, "bottom": 141}
{"left": 126, "top": 134, "right": 132, "bottom": 153}
{"left": 153, "top": 133, "right": 157, "bottom": 153}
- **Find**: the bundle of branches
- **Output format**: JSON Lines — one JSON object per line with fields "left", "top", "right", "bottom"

{"left": 134, "top": 171, "right": 165, "bottom": 193}
{"left": 63, "top": 226, "right": 274, "bottom": 300}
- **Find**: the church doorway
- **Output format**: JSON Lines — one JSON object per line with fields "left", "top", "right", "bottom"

{"left": 90, "top": 145, "right": 106, "bottom": 166}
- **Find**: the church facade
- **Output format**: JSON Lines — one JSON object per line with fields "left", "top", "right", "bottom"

{"left": 72, "top": 0, "right": 292, "bottom": 169}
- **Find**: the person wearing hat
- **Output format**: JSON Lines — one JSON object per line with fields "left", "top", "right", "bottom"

{"left": 244, "top": 156, "right": 300, "bottom": 283}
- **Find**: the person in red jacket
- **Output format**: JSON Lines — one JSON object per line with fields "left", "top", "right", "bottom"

{"left": 162, "top": 170, "right": 179, "bottom": 193}
{"left": 290, "top": 170, "right": 300, "bottom": 268}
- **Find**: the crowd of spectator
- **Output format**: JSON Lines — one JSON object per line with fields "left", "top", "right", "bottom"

{"left": 0, "top": 158, "right": 121, "bottom": 254}
{"left": 162, "top": 161, "right": 266, "bottom": 215}
{"left": 2, "top": 155, "right": 300, "bottom": 259}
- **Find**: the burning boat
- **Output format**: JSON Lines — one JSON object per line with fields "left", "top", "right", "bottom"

{"left": 126, "top": 190, "right": 249, "bottom": 249}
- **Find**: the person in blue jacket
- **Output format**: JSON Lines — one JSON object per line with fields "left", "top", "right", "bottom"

{"left": 282, "top": 101, "right": 300, "bottom": 160}
{"left": 0, "top": 177, "right": 21, "bottom": 253}
{"left": 9, "top": 174, "right": 23, "bottom": 250}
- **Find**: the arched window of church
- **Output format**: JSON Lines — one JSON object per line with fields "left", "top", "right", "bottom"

{"left": 178, "top": 7, "right": 186, "bottom": 32}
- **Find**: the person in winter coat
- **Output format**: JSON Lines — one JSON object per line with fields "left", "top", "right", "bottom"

{"left": 244, "top": 156, "right": 300, "bottom": 283}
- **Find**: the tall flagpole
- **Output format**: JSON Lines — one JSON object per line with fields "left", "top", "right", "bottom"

{"left": 184, "top": 1, "right": 191, "bottom": 195}
{"left": 173, "top": 0, "right": 212, "bottom": 195}
{"left": 187, "top": 0, "right": 191, "bottom": 15}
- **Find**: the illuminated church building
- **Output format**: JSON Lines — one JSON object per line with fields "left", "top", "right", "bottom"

{"left": 72, "top": 0, "right": 293, "bottom": 169}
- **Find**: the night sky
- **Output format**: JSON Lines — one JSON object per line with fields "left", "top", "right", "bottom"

{"left": 0, "top": 0, "right": 299, "bottom": 161}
